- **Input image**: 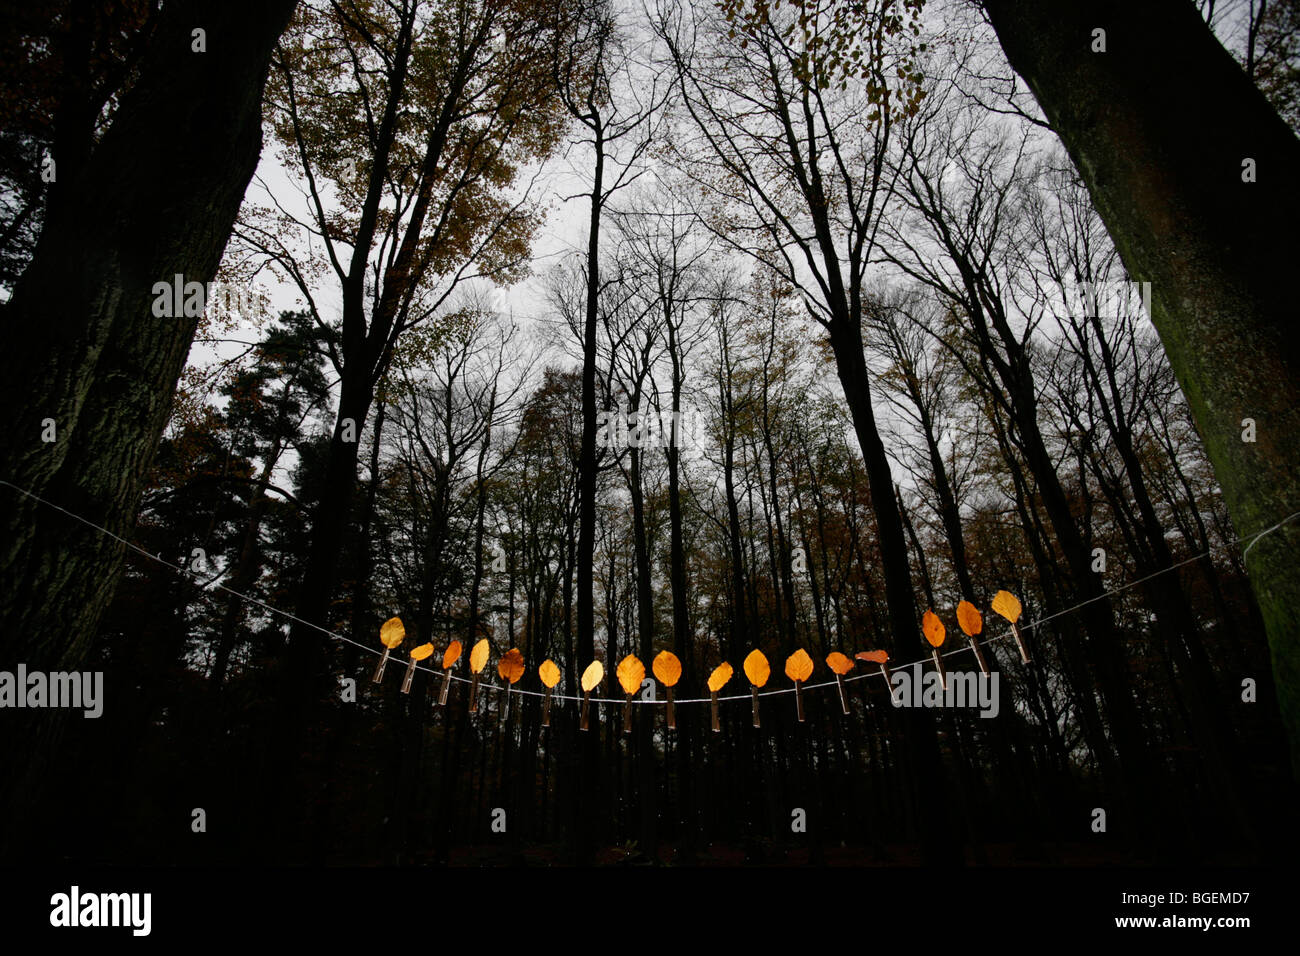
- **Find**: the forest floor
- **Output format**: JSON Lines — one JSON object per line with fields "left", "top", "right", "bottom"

{"left": 430, "top": 842, "right": 1263, "bottom": 866}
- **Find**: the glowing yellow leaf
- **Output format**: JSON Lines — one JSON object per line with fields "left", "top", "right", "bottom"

{"left": 856, "top": 649, "right": 889, "bottom": 664}
{"left": 539, "top": 659, "right": 561, "bottom": 689}
{"left": 743, "top": 649, "right": 770, "bottom": 687}
{"left": 616, "top": 655, "right": 645, "bottom": 695}
{"left": 379, "top": 616, "right": 405, "bottom": 649}
{"left": 581, "top": 660, "right": 604, "bottom": 693}
{"left": 410, "top": 642, "right": 434, "bottom": 661}
{"left": 442, "top": 641, "right": 463, "bottom": 670}
{"left": 922, "top": 610, "right": 946, "bottom": 648}
{"left": 956, "top": 600, "right": 983, "bottom": 637}
{"left": 652, "top": 650, "right": 682, "bottom": 687}
{"left": 469, "top": 638, "right": 491, "bottom": 674}
{"left": 785, "top": 648, "right": 814, "bottom": 682}
{"left": 991, "top": 590, "right": 1023, "bottom": 623}
{"left": 707, "top": 662, "right": 734, "bottom": 693}
{"left": 498, "top": 648, "right": 525, "bottom": 684}
{"left": 826, "top": 651, "right": 854, "bottom": 675}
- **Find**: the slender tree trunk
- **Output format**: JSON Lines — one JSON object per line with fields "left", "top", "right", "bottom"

{"left": 629, "top": 447, "right": 655, "bottom": 665}
{"left": 665, "top": 347, "right": 694, "bottom": 863}
{"left": 917, "top": 407, "right": 975, "bottom": 601}
{"left": 826, "top": 315, "right": 957, "bottom": 864}
{"left": 573, "top": 123, "right": 605, "bottom": 861}
{"left": 720, "top": 335, "right": 749, "bottom": 663}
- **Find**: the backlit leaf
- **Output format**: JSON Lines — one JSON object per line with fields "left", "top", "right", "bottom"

{"left": 785, "top": 648, "right": 814, "bottom": 682}
{"left": 469, "top": 638, "right": 490, "bottom": 674}
{"left": 617, "top": 655, "right": 645, "bottom": 695}
{"left": 922, "top": 610, "right": 946, "bottom": 648}
{"left": 652, "top": 650, "right": 682, "bottom": 687}
{"left": 956, "top": 600, "right": 983, "bottom": 637}
{"left": 991, "top": 589, "right": 1023, "bottom": 623}
{"left": 442, "top": 640, "right": 463, "bottom": 669}
{"left": 581, "top": 660, "right": 604, "bottom": 693}
{"left": 743, "top": 649, "right": 770, "bottom": 687}
{"left": 856, "top": 650, "right": 889, "bottom": 664}
{"left": 539, "top": 658, "right": 561, "bottom": 689}
{"left": 498, "top": 648, "right": 525, "bottom": 683}
{"left": 826, "top": 651, "right": 854, "bottom": 675}
{"left": 707, "top": 662, "right": 733, "bottom": 693}
{"left": 410, "top": 642, "right": 434, "bottom": 661}
{"left": 379, "top": 616, "right": 405, "bottom": 649}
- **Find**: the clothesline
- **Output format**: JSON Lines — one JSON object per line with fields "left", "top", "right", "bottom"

{"left": 2, "top": 478, "right": 1295, "bottom": 706}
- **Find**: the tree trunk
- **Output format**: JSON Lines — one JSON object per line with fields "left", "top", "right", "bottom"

{"left": 0, "top": 0, "right": 297, "bottom": 847}
{"left": 983, "top": 0, "right": 1300, "bottom": 773}
{"left": 666, "top": 336, "right": 693, "bottom": 863}
{"left": 827, "top": 316, "right": 957, "bottom": 863}
{"left": 574, "top": 122, "right": 605, "bottom": 863}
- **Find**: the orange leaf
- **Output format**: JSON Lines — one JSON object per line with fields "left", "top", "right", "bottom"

{"left": 469, "top": 638, "right": 491, "bottom": 674}
{"left": 922, "top": 610, "right": 946, "bottom": 648}
{"left": 785, "top": 648, "right": 814, "bottom": 682}
{"left": 539, "top": 659, "right": 561, "bottom": 689}
{"left": 743, "top": 649, "right": 770, "bottom": 687}
{"left": 956, "top": 600, "right": 983, "bottom": 637}
{"left": 442, "top": 640, "right": 463, "bottom": 670}
{"left": 498, "top": 648, "right": 525, "bottom": 684}
{"left": 616, "top": 655, "right": 645, "bottom": 695}
{"left": 856, "top": 649, "right": 889, "bottom": 664}
{"left": 707, "top": 662, "right": 733, "bottom": 693}
{"left": 991, "top": 589, "right": 1023, "bottom": 623}
{"left": 581, "top": 660, "right": 604, "bottom": 693}
{"left": 379, "top": 616, "right": 405, "bottom": 649}
{"left": 826, "top": 651, "right": 854, "bottom": 675}
{"left": 652, "top": 650, "right": 682, "bottom": 687}
{"left": 410, "top": 642, "right": 434, "bottom": 661}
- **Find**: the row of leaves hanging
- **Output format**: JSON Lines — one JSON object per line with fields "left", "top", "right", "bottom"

{"left": 371, "top": 591, "right": 1030, "bottom": 733}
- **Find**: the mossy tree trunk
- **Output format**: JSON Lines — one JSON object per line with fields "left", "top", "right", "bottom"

{"left": 983, "top": 0, "right": 1300, "bottom": 772}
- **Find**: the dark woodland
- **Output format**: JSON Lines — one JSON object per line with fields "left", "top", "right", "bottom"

{"left": 1, "top": 0, "right": 1299, "bottom": 876}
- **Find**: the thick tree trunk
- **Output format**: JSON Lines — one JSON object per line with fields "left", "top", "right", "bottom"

{"left": 0, "top": 0, "right": 295, "bottom": 662}
{"left": 0, "top": 0, "right": 297, "bottom": 847}
{"left": 983, "top": 0, "right": 1300, "bottom": 773}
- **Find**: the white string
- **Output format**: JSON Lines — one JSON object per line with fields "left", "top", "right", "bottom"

{"left": 3, "top": 479, "right": 1295, "bottom": 708}
{"left": 1242, "top": 509, "right": 1300, "bottom": 557}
